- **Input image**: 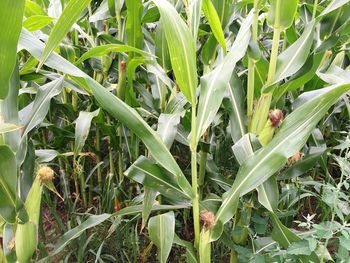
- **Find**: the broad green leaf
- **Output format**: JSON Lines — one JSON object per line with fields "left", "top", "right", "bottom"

{"left": 212, "top": 0, "right": 234, "bottom": 28}
{"left": 188, "top": 0, "right": 202, "bottom": 40}
{"left": 25, "top": 0, "right": 46, "bottom": 17}
{"left": 38, "top": 0, "right": 92, "bottom": 69}
{"left": 86, "top": 78, "right": 194, "bottom": 198}
{"left": 318, "top": 0, "right": 350, "bottom": 18}
{"left": 263, "top": 21, "right": 315, "bottom": 93}
{"left": 231, "top": 133, "right": 278, "bottom": 212}
{"left": 74, "top": 109, "right": 100, "bottom": 157}
{"left": 148, "top": 212, "right": 175, "bottom": 263}
{"left": 141, "top": 188, "right": 158, "bottom": 230}
{"left": 157, "top": 113, "right": 183, "bottom": 149}
{"left": 113, "top": 204, "right": 189, "bottom": 217}
{"left": 0, "top": 64, "right": 21, "bottom": 152}
{"left": 223, "top": 73, "right": 246, "bottom": 143}
{"left": 125, "top": 156, "right": 191, "bottom": 201}
{"left": 35, "top": 149, "right": 59, "bottom": 163}
{"left": 278, "top": 151, "right": 324, "bottom": 180}
{"left": 267, "top": 0, "right": 298, "bottom": 29}
{"left": 202, "top": 0, "right": 227, "bottom": 53}
{"left": 0, "top": 146, "right": 18, "bottom": 223}
{"left": 74, "top": 44, "right": 152, "bottom": 65}
{"left": 153, "top": 0, "right": 198, "bottom": 104}
{"left": 155, "top": 23, "right": 171, "bottom": 72}
{"left": 19, "top": 29, "right": 194, "bottom": 199}
{"left": 125, "top": 0, "right": 144, "bottom": 59}
{"left": 89, "top": 0, "right": 109, "bottom": 23}
{"left": 22, "top": 78, "right": 64, "bottom": 138}
{"left": 23, "top": 15, "right": 54, "bottom": 32}
{"left": 211, "top": 83, "right": 350, "bottom": 241}
{"left": 274, "top": 52, "right": 324, "bottom": 101}
{"left": 196, "top": 12, "right": 252, "bottom": 142}
{"left": 19, "top": 29, "right": 86, "bottom": 78}
{"left": 0, "top": 0, "right": 25, "bottom": 99}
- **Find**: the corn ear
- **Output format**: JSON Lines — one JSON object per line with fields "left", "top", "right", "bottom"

{"left": 15, "top": 222, "right": 37, "bottom": 263}
{"left": 199, "top": 229, "right": 211, "bottom": 263}
{"left": 15, "top": 175, "right": 43, "bottom": 262}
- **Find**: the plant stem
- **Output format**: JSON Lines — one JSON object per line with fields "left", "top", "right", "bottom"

{"left": 96, "top": 127, "right": 102, "bottom": 192}
{"left": 191, "top": 105, "right": 200, "bottom": 249}
{"left": 117, "top": 60, "right": 127, "bottom": 182}
{"left": 250, "top": 0, "right": 281, "bottom": 134}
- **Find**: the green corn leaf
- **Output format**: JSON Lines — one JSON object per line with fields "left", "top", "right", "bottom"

{"left": 188, "top": 0, "right": 202, "bottom": 40}
{"left": 202, "top": 0, "right": 227, "bottom": 53}
{"left": 223, "top": 73, "right": 246, "bottom": 144}
{"left": 125, "top": 156, "right": 192, "bottom": 201}
{"left": 0, "top": 146, "right": 19, "bottom": 223}
{"left": 141, "top": 188, "right": 158, "bottom": 230}
{"left": 196, "top": 12, "right": 252, "bottom": 142}
{"left": 148, "top": 212, "right": 175, "bottom": 263}
{"left": 113, "top": 204, "right": 190, "bottom": 217}
{"left": 211, "top": 83, "right": 350, "bottom": 241}
{"left": 153, "top": 0, "right": 198, "bottom": 105}
{"left": 25, "top": 0, "right": 46, "bottom": 17}
{"left": 273, "top": 52, "right": 324, "bottom": 101}
{"left": 0, "top": 62, "right": 21, "bottom": 152}
{"left": 74, "top": 109, "right": 100, "bottom": 158}
{"left": 22, "top": 78, "right": 64, "bottom": 138}
{"left": 0, "top": 0, "right": 25, "bottom": 99}
{"left": 267, "top": 0, "right": 298, "bottom": 29}
{"left": 86, "top": 77, "right": 194, "bottom": 198}
{"left": 38, "top": 0, "right": 92, "bottom": 69}
{"left": 155, "top": 23, "right": 171, "bottom": 72}
{"left": 125, "top": 0, "right": 144, "bottom": 59}
{"left": 263, "top": 21, "right": 315, "bottom": 93}
{"left": 318, "top": 0, "right": 350, "bottom": 18}
{"left": 74, "top": 44, "right": 153, "bottom": 65}
{"left": 19, "top": 29, "right": 194, "bottom": 199}
{"left": 23, "top": 15, "right": 54, "bottom": 32}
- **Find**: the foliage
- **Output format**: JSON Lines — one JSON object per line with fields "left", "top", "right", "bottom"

{"left": 0, "top": 0, "right": 350, "bottom": 262}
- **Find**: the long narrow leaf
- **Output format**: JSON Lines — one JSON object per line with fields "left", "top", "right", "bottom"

{"left": 196, "top": 12, "right": 252, "bottom": 142}
{"left": 153, "top": 0, "right": 198, "bottom": 104}
{"left": 0, "top": 0, "right": 25, "bottom": 99}
{"left": 38, "top": 0, "right": 92, "bottom": 69}
{"left": 211, "top": 83, "right": 350, "bottom": 240}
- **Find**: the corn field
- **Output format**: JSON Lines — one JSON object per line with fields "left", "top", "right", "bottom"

{"left": 0, "top": 0, "right": 350, "bottom": 262}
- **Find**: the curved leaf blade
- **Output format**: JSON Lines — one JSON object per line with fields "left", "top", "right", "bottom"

{"left": 202, "top": 0, "right": 227, "bottom": 53}
{"left": 211, "top": 83, "right": 350, "bottom": 241}
{"left": 148, "top": 211, "right": 175, "bottom": 263}
{"left": 153, "top": 0, "right": 198, "bottom": 104}
{"left": 38, "top": 0, "right": 92, "bottom": 69}
{"left": 196, "top": 12, "right": 252, "bottom": 142}
{"left": 0, "top": 0, "right": 25, "bottom": 99}
{"left": 0, "top": 146, "right": 18, "bottom": 223}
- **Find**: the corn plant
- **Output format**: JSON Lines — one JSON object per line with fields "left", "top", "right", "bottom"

{"left": 0, "top": 0, "right": 350, "bottom": 262}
